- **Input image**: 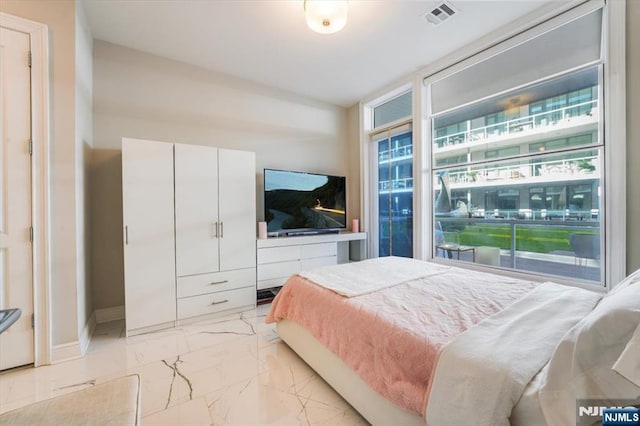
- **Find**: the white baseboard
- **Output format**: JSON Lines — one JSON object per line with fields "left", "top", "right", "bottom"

{"left": 80, "top": 312, "right": 96, "bottom": 356}
{"left": 51, "top": 313, "right": 96, "bottom": 363}
{"left": 95, "top": 305, "right": 125, "bottom": 323}
{"left": 51, "top": 341, "right": 82, "bottom": 364}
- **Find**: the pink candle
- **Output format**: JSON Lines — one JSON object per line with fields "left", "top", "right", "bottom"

{"left": 258, "top": 221, "right": 267, "bottom": 239}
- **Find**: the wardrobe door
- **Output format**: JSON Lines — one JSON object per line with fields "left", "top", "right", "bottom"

{"left": 122, "top": 138, "right": 176, "bottom": 334}
{"left": 218, "top": 149, "right": 256, "bottom": 271}
{"left": 175, "top": 144, "right": 220, "bottom": 276}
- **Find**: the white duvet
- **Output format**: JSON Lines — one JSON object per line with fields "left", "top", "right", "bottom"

{"left": 426, "top": 282, "right": 602, "bottom": 426}
{"left": 299, "top": 256, "right": 450, "bottom": 297}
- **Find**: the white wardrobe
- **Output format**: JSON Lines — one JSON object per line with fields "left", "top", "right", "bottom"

{"left": 122, "top": 138, "right": 256, "bottom": 336}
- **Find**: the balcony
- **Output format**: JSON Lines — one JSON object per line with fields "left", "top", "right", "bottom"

{"left": 379, "top": 177, "right": 413, "bottom": 194}
{"left": 433, "top": 100, "right": 599, "bottom": 158}
{"left": 378, "top": 144, "right": 412, "bottom": 163}
{"left": 445, "top": 154, "right": 598, "bottom": 189}
{"left": 379, "top": 154, "right": 598, "bottom": 196}
{"left": 434, "top": 217, "right": 600, "bottom": 283}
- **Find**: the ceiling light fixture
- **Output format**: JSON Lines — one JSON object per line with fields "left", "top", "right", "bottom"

{"left": 304, "top": 0, "right": 348, "bottom": 35}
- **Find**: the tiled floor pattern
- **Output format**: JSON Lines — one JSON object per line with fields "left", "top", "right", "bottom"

{"left": 0, "top": 305, "right": 368, "bottom": 425}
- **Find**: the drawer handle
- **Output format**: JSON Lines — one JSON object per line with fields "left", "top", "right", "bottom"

{"left": 210, "top": 299, "right": 229, "bottom": 306}
{"left": 209, "top": 280, "right": 228, "bottom": 285}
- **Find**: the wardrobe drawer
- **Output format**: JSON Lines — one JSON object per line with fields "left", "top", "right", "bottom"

{"left": 300, "top": 242, "right": 337, "bottom": 259}
{"left": 177, "top": 286, "right": 255, "bottom": 320}
{"left": 176, "top": 268, "right": 256, "bottom": 298}
{"left": 257, "top": 246, "right": 300, "bottom": 264}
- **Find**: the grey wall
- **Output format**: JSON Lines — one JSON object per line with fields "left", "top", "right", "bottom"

{"left": 90, "top": 149, "right": 124, "bottom": 310}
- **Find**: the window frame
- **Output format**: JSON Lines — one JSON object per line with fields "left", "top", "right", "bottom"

{"left": 367, "top": 121, "right": 413, "bottom": 258}
{"left": 420, "top": 0, "right": 624, "bottom": 289}
{"left": 358, "top": 0, "right": 625, "bottom": 290}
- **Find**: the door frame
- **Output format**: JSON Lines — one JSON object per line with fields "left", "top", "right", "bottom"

{"left": 1, "top": 12, "right": 52, "bottom": 366}
{"left": 367, "top": 122, "right": 413, "bottom": 258}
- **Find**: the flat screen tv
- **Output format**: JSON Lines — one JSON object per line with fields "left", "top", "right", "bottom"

{"left": 264, "top": 168, "right": 346, "bottom": 235}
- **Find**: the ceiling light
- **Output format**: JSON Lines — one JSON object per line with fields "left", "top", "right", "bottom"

{"left": 304, "top": 0, "right": 348, "bottom": 34}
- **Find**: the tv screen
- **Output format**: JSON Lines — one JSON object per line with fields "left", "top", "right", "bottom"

{"left": 264, "top": 168, "right": 346, "bottom": 233}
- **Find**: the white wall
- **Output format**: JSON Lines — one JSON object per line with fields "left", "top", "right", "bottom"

{"left": 75, "top": 0, "right": 93, "bottom": 337}
{"left": 91, "top": 41, "right": 354, "bottom": 310}
{"left": 0, "top": 0, "right": 86, "bottom": 347}
{"left": 347, "top": 104, "right": 361, "bottom": 232}
{"left": 627, "top": 0, "right": 640, "bottom": 274}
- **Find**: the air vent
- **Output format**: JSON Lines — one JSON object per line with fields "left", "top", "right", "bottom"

{"left": 424, "top": 1, "right": 458, "bottom": 27}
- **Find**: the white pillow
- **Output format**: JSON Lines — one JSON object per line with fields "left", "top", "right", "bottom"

{"left": 613, "top": 322, "right": 640, "bottom": 387}
{"left": 609, "top": 267, "right": 640, "bottom": 294}
{"left": 539, "top": 270, "right": 640, "bottom": 426}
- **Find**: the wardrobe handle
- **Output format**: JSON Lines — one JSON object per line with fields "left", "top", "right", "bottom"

{"left": 212, "top": 222, "right": 218, "bottom": 238}
{"left": 125, "top": 226, "right": 129, "bottom": 245}
{"left": 209, "top": 280, "right": 228, "bottom": 286}
{"left": 220, "top": 222, "right": 224, "bottom": 238}
{"left": 210, "top": 299, "right": 229, "bottom": 306}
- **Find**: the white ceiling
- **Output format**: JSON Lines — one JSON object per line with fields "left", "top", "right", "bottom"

{"left": 83, "top": 0, "right": 559, "bottom": 107}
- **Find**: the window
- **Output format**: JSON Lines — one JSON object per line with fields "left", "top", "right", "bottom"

{"left": 366, "top": 89, "right": 414, "bottom": 259}
{"left": 373, "top": 92, "right": 412, "bottom": 128}
{"left": 426, "top": 6, "right": 605, "bottom": 285}
{"left": 375, "top": 128, "right": 413, "bottom": 258}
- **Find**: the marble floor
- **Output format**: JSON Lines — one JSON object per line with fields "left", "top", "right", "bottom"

{"left": 0, "top": 305, "right": 368, "bottom": 425}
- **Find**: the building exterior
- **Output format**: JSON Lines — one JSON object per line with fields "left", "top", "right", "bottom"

{"left": 377, "top": 67, "right": 602, "bottom": 282}
{"left": 433, "top": 67, "right": 599, "bottom": 221}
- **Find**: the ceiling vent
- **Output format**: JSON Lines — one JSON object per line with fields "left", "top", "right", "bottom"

{"left": 424, "top": 1, "right": 458, "bottom": 27}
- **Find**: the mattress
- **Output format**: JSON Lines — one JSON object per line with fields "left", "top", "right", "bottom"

{"left": 276, "top": 319, "right": 424, "bottom": 426}
{"left": 277, "top": 318, "right": 549, "bottom": 426}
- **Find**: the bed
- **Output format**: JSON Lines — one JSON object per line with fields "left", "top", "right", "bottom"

{"left": 265, "top": 256, "right": 640, "bottom": 426}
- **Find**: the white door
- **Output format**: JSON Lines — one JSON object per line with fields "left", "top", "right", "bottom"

{"left": 218, "top": 149, "right": 256, "bottom": 271}
{"left": 174, "top": 144, "right": 219, "bottom": 276}
{"left": 122, "top": 138, "right": 176, "bottom": 334}
{"left": 0, "top": 27, "right": 34, "bottom": 369}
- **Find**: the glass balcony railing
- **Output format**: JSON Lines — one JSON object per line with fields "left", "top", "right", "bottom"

{"left": 445, "top": 154, "right": 598, "bottom": 186}
{"left": 379, "top": 177, "right": 413, "bottom": 192}
{"left": 378, "top": 144, "right": 413, "bottom": 163}
{"left": 434, "top": 217, "right": 601, "bottom": 282}
{"left": 433, "top": 99, "right": 598, "bottom": 149}
{"left": 463, "top": 208, "right": 599, "bottom": 221}
{"left": 381, "top": 154, "right": 598, "bottom": 195}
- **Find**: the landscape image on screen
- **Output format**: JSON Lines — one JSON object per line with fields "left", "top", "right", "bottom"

{"left": 264, "top": 169, "right": 346, "bottom": 232}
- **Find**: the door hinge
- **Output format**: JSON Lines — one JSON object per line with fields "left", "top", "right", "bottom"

{"left": 29, "top": 226, "right": 33, "bottom": 242}
{"left": 31, "top": 313, "right": 35, "bottom": 328}
{"left": 29, "top": 139, "right": 33, "bottom": 155}
{"left": 28, "top": 51, "right": 32, "bottom": 68}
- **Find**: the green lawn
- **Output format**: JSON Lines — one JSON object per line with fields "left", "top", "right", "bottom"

{"left": 444, "top": 224, "right": 598, "bottom": 254}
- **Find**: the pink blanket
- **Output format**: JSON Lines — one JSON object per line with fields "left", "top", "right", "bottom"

{"left": 266, "top": 265, "right": 537, "bottom": 414}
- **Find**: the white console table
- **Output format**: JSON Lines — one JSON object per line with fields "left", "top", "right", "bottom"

{"left": 256, "top": 232, "right": 367, "bottom": 291}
